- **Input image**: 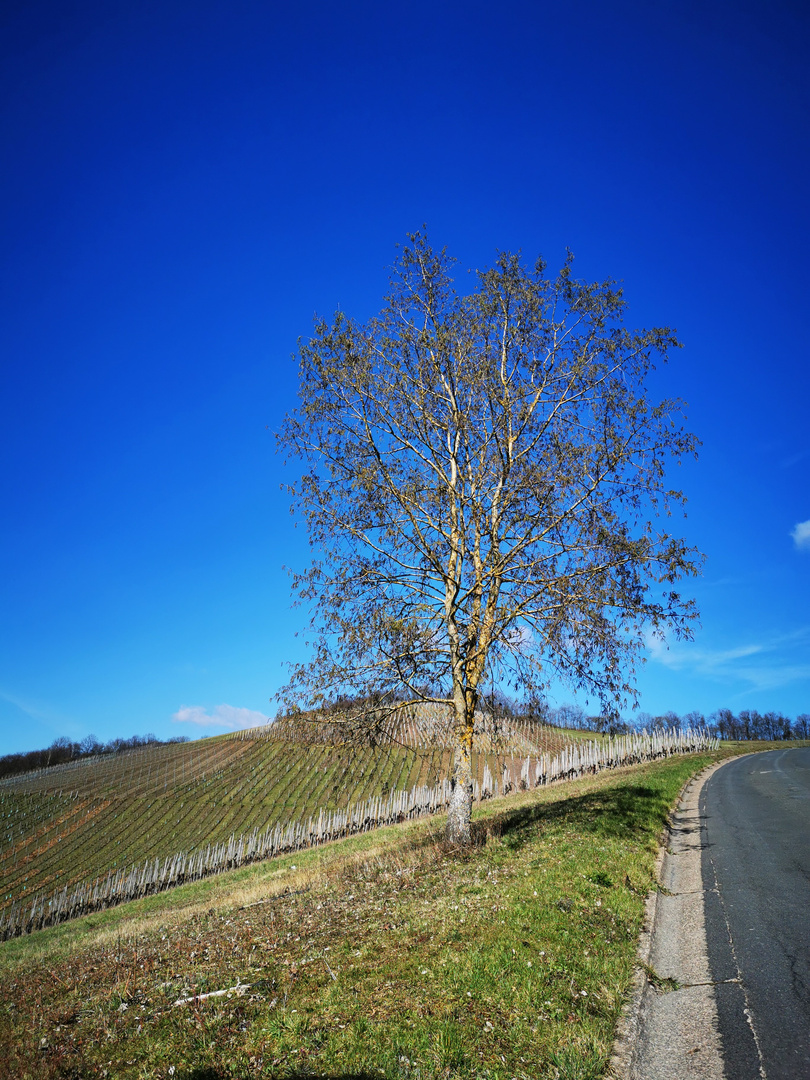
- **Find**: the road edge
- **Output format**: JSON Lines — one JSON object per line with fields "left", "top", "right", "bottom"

{"left": 606, "top": 755, "right": 736, "bottom": 1079}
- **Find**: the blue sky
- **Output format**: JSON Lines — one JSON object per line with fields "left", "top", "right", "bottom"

{"left": 1, "top": 0, "right": 808, "bottom": 754}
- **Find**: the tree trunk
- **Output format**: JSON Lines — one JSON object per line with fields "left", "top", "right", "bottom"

{"left": 446, "top": 732, "right": 474, "bottom": 845}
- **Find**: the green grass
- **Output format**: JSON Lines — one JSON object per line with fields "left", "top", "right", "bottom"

{"left": 0, "top": 743, "right": 774, "bottom": 1080}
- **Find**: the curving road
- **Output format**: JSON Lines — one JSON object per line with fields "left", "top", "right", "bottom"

{"left": 701, "top": 747, "right": 810, "bottom": 1080}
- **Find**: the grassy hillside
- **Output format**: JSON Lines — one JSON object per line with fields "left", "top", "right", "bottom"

{"left": 0, "top": 717, "right": 584, "bottom": 921}
{"left": 0, "top": 745, "right": 765, "bottom": 1080}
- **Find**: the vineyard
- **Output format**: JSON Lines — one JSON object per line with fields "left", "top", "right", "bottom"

{"left": 0, "top": 711, "right": 717, "bottom": 939}
{"left": 0, "top": 713, "right": 567, "bottom": 922}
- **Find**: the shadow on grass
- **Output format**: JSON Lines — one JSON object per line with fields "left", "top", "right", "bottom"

{"left": 471, "top": 781, "right": 669, "bottom": 853}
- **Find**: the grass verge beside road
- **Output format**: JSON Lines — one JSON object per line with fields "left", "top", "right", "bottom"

{"left": 0, "top": 744, "right": 776, "bottom": 1080}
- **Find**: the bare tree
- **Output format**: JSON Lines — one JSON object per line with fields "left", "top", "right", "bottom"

{"left": 277, "top": 234, "right": 702, "bottom": 842}
{"left": 710, "top": 708, "right": 735, "bottom": 740}
{"left": 682, "top": 709, "right": 705, "bottom": 730}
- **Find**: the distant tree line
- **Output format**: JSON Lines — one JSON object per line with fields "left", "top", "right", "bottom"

{"left": 0, "top": 732, "right": 190, "bottom": 782}
{"left": 278, "top": 689, "right": 810, "bottom": 745}
{"left": 534, "top": 701, "right": 809, "bottom": 741}
{"left": 701, "top": 708, "right": 809, "bottom": 742}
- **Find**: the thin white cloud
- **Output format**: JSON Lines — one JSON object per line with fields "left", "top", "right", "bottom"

{"left": 781, "top": 449, "right": 810, "bottom": 469}
{"left": 172, "top": 704, "right": 268, "bottom": 731}
{"left": 726, "top": 663, "right": 810, "bottom": 693}
{"left": 790, "top": 520, "right": 810, "bottom": 551}
{"left": 645, "top": 628, "right": 810, "bottom": 693}
{"left": 702, "top": 575, "right": 746, "bottom": 588}
{"left": 646, "top": 635, "right": 762, "bottom": 669}
{"left": 506, "top": 624, "right": 534, "bottom": 650}
{"left": 0, "top": 687, "right": 71, "bottom": 729}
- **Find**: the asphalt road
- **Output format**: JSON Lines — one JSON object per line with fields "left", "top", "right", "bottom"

{"left": 701, "top": 747, "right": 810, "bottom": 1079}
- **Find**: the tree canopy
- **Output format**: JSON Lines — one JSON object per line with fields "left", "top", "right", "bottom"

{"left": 278, "top": 234, "right": 702, "bottom": 841}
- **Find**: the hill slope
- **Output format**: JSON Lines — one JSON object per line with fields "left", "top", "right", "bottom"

{"left": 1, "top": 714, "right": 580, "bottom": 922}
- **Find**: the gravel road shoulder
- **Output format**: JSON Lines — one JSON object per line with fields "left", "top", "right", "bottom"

{"left": 608, "top": 759, "right": 734, "bottom": 1080}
